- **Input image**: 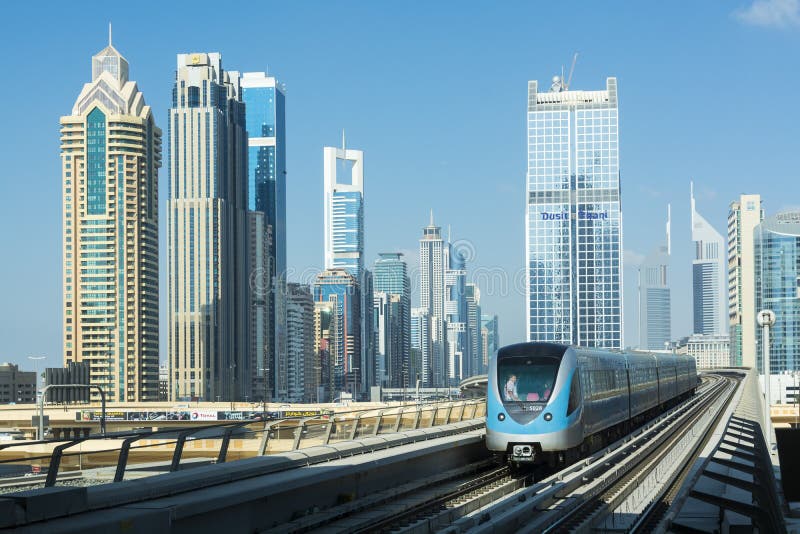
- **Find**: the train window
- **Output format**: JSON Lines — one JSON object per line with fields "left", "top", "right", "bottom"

{"left": 497, "top": 356, "right": 559, "bottom": 403}
{"left": 567, "top": 372, "right": 581, "bottom": 416}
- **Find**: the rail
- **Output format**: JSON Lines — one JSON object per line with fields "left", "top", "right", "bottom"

{"left": 0, "top": 398, "right": 485, "bottom": 489}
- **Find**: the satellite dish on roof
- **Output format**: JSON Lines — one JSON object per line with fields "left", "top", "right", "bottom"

{"left": 550, "top": 75, "right": 563, "bottom": 92}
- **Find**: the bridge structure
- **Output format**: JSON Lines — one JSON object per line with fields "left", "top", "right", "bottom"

{"left": 0, "top": 369, "right": 794, "bottom": 533}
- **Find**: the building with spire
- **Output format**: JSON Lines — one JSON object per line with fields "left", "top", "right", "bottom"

{"left": 638, "top": 206, "right": 672, "bottom": 350}
{"left": 419, "top": 212, "right": 447, "bottom": 387}
{"left": 168, "top": 52, "right": 249, "bottom": 401}
{"left": 526, "top": 77, "right": 623, "bottom": 348}
{"left": 728, "top": 194, "right": 763, "bottom": 368}
{"left": 691, "top": 182, "right": 727, "bottom": 336}
{"left": 61, "top": 29, "right": 162, "bottom": 402}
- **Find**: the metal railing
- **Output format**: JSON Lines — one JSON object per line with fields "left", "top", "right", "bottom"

{"left": 0, "top": 398, "right": 485, "bottom": 488}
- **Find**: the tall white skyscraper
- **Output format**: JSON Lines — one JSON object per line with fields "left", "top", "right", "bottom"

{"left": 419, "top": 213, "right": 447, "bottom": 387}
{"left": 638, "top": 206, "right": 672, "bottom": 350}
{"left": 526, "top": 76, "right": 623, "bottom": 348}
{"left": 691, "top": 182, "right": 727, "bottom": 336}
{"left": 61, "top": 34, "right": 162, "bottom": 402}
{"left": 728, "top": 194, "right": 763, "bottom": 368}
{"left": 323, "top": 140, "right": 364, "bottom": 280}
{"left": 168, "top": 53, "right": 249, "bottom": 401}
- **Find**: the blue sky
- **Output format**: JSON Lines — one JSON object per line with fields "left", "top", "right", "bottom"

{"left": 0, "top": 1, "right": 798, "bottom": 370}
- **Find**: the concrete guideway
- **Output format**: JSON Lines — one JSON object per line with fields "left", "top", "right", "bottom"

{"left": 0, "top": 421, "right": 486, "bottom": 532}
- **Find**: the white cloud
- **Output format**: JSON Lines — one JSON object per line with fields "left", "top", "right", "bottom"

{"left": 624, "top": 249, "right": 646, "bottom": 267}
{"left": 734, "top": 0, "right": 800, "bottom": 28}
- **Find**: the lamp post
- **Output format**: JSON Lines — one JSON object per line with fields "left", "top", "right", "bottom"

{"left": 350, "top": 367, "right": 360, "bottom": 403}
{"left": 28, "top": 356, "right": 45, "bottom": 403}
{"left": 313, "top": 366, "right": 322, "bottom": 405}
{"left": 259, "top": 367, "right": 270, "bottom": 410}
{"left": 758, "top": 309, "right": 776, "bottom": 451}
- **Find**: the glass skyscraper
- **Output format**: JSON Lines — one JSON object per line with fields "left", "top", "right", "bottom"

{"left": 61, "top": 37, "right": 162, "bottom": 402}
{"left": 526, "top": 77, "right": 623, "bottom": 348}
{"left": 419, "top": 214, "right": 447, "bottom": 386}
{"left": 754, "top": 210, "right": 800, "bottom": 374}
{"left": 323, "top": 143, "right": 364, "bottom": 280}
{"left": 638, "top": 205, "right": 671, "bottom": 350}
{"left": 241, "top": 72, "right": 287, "bottom": 401}
{"left": 691, "top": 182, "right": 727, "bottom": 336}
{"left": 373, "top": 253, "right": 411, "bottom": 388}
{"left": 168, "top": 53, "right": 249, "bottom": 401}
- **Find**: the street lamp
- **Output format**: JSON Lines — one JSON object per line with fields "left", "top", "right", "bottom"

{"left": 28, "top": 356, "right": 45, "bottom": 403}
{"left": 349, "top": 367, "right": 360, "bottom": 402}
{"left": 758, "top": 309, "right": 776, "bottom": 451}
{"left": 259, "top": 367, "right": 270, "bottom": 409}
{"left": 313, "top": 366, "right": 322, "bottom": 405}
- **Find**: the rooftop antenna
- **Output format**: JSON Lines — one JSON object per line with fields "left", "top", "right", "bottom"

{"left": 564, "top": 52, "right": 579, "bottom": 90}
{"left": 342, "top": 129, "right": 346, "bottom": 154}
{"left": 108, "top": 21, "right": 112, "bottom": 46}
{"left": 666, "top": 203, "right": 672, "bottom": 256}
{"left": 447, "top": 225, "right": 452, "bottom": 243}
{"left": 430, "top": 209, "right": 434, "bottom": 226}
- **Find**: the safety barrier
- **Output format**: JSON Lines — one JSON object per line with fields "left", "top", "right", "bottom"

{"left": 0, "top": 398, "right": 485, "bottom": 488}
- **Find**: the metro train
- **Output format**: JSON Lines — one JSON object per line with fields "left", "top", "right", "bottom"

{"left": 486, "top": 342, "right": 697, "bottom": 467}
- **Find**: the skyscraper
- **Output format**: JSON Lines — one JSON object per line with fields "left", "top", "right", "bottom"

{"left": 323, "top": 141, "right": 372, "bottom": 394}
{"left": 240, "top": 72, "right": 287, "bottom": 402}
{"left": 410, "top": 308, "right": 427, "bottom": 389}
{"left": 691, "top": 182, "right": 727, "bottom": 336}
{"left": 313, "top": 268, "right": 361, "bottom": 397}
{"left": 168, "top": 53, "right": 249, "bottom": 401}
{"left": 754, "top": 210, "right": 800, "bottom": 374}
{"left": 481, "top": 314, "right": 499, "bottom": 369}
{"left": 373, "top": 253, "right": 411, "bottom": 388}
{"left": 312, "top": 300, "right": 337, "bottom": 403}
{"left": 445, "top": 242, "right": 468, "bottom": 384}
{"left": 324, "top": 140, "right": 364, "bottom": 280}
{"left": 465, "top": 283, "right": 482, "bottom": 378}
{"left": 419, "top": 213, "right": 447, "bottom": 386}
{"left": 286, "top": 283, "right": 313, "bottom": 402}
{"left": 61, "top": 34, "right": 162, "bottom": 402}
{"left": 728, "top": 194, "right": 764, "bottom": 368}
{"left": 526, "top": 77, "right": 623, "bottom": 348}
{"left": 638, "top": 206, "right": 672, "bottom": 350}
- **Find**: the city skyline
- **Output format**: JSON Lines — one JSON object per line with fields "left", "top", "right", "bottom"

{"left": 1, "top": 3, "right": 799, "bottom": 369}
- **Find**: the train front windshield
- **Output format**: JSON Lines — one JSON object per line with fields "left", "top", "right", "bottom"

{"left": 498, "top": 356, "right": 559, "bottom": 403}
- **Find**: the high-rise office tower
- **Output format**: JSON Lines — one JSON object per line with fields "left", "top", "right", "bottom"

{"left": 373, "top": 253, "right": 411, "bottom": 388}
{"left": 728, "top": 194, "right": 764, "bottom": 368}
{"left": 240, "top": 72, "right": 287, "bottom": 402}
{"left": 419, "top": 213, "right": 448, "bottom": 386}
{"left": 286, "top": 283, "right": 313, "bottom": 402}
{"left": 324, "top": 140, "right": 364, "bottom": 280}
{"left": 410, "top": 308, "right": 427, "bottom": 389}
{"left": 691, "top": 182, "right": 727, "bottom": 336}
{"left": 445, "top": 242, "right": 468, "bottom": 383}
{"left": 481, "top": 314, "right": 499, "bottom": 369}
{"left": 313, "top": 268, "right": 361, "bottom": 397}
{"left": 754, "top": 211, "right": 800, "bottom": 374}
{"left": 168, "top": 53, "right": 249, "bottom": 401}
{"left": 61, "top": 34, "right": 162, "bottom": 402}
{"left": 323, "top": 141, "right": 372, "bottom": 394}
{"left": 465, "top": 283, "right": 482, "bottom": 378}
{"left": 638, "top": 206, "right": 672, "bottom": 350}
{"left": 526, "top": 77, "right": 623, "bottom": 348}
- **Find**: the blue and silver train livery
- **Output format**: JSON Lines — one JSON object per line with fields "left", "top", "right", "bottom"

{"left": 486, "top": 342, "right": 697, "bottom": 466}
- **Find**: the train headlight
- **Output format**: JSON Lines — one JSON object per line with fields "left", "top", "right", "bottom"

{"left": 543, "top": 412, "right": 552, "bottom": 421}
{"left": 497, "top": 412, "right": 506, "bottom": 421}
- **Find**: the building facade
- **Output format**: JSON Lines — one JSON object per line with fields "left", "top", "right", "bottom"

{"left": 61, "top": 38, "right": 162, "bottom": 401}
{"left": 728, "top": 194, "right": 764, "bottom": 368}
{"left": 419, "top": 214, "right": 448, "bottom": 386}
{"left": 286, "top": 284, "right": 314, "bottom": 402}
{"left": 240, "top": 72, "right": 287, "bottom": 402}
{"left": 373, "top": 253, "right": 411, "bottom": 388}
{"left": 691, "top": 182, "right": 727, "bottom": 336}
{"left": 465, "top": 283, "right": 482, "bottom": 378}
{"left": 313, "top": 269, "right": 361, "bottom": 398}
{"left": 410, "top": 307, "right": 427, "bottom": 389}
{"left": 676, "top": 334, "right": 731, "bottom": 369}
{"left": 638, "top": 205, "right": 671, "bottom": 350}
{"left": 168, "top": 52, "right": 249, "bottom": 401}
{"left": 754, "top": 210, "right": 800, "bottom": 374}
{"left": 445, "top": 244, "right": 468, "bottom": 384}
{"left": 0, "top": 364, "right": 36, "bottom": 404}
{"left": 312, "top": 300, "right": 337, "bottom": 403}
{"left": 526, "top": 77, "right": 623, "bottom": 348}
{"left": 481, "top": 314, "right": 499, "bottom": 369}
